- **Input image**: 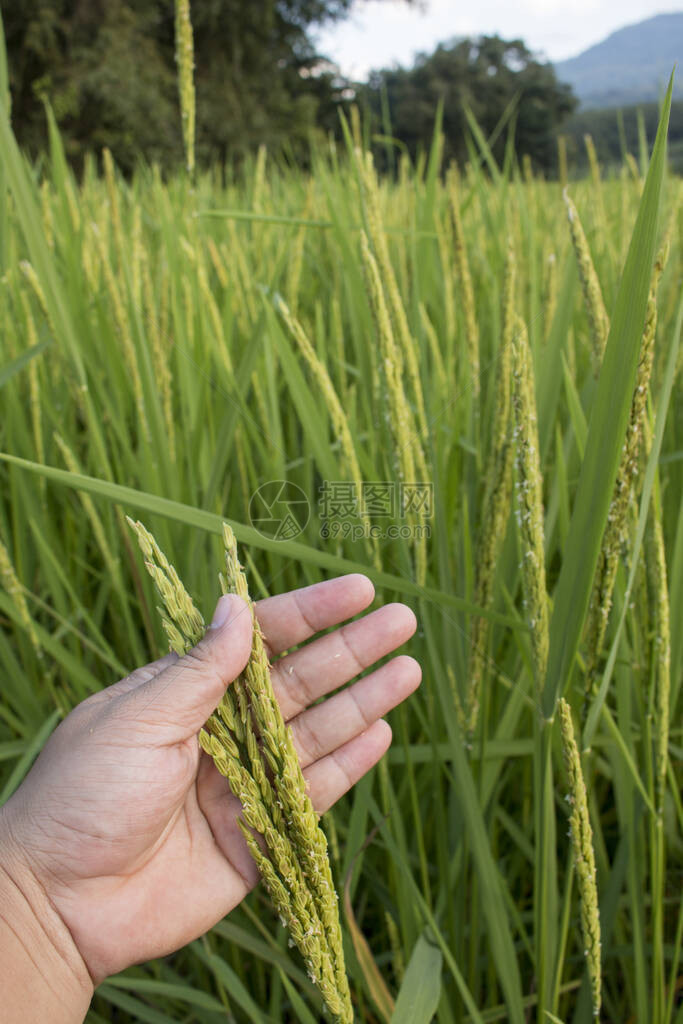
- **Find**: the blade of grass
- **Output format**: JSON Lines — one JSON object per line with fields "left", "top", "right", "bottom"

{"left": 542, "top": 74, "right": 673, "bottom": 719}
{"left": 0, "top": 709, "right": 60, "bottom": 803}
{"left": 0, "top": 342, "right": 50, "bottom": 390}
{"left": 583, "top": 284, "right": 683, "bottom": 748}
{"left": 391, "top": 931, "right": 443, "bottom": 1024}
{"left": 0, "top": 453, "right": 523, "bottom": 626}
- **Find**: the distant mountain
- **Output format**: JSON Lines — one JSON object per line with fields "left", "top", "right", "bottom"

{"left": 554, "top": 12, "right": 682, "bottom": 108}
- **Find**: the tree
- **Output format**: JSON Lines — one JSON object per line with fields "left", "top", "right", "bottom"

{"left": 0, "top": 0, "right": 384, "bottom": 170}
{"left": 361, "top": 36, "right": 577, "bottom": 175}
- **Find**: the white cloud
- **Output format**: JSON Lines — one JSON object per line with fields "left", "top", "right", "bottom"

{"left": 314, "top": 0, "right": 682, "bottom": 79}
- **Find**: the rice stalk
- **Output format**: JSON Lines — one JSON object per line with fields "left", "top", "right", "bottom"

{"left": 275, "top": 296, "right": 374, "bottom": 555}
{"left": 103, "top": 147, "right": 124, "bottom": 264}
{"left": 446, "top": 663, "right": 467, "bottom": 736}
{"left": 640, "top": 381, "right": 672, "bottom": 820}
{"left": 583, "top": 133, "right": 609, "bottom": 250}
{"left": 141, "top": 256, "right": 176, "bottom": 462}
{"left": 81, "top": 221, "right": 100, "bottom": 293}
{"left": 436, "top": 222, "right": 456, "bottom": 344}
{"left": 126, "top": 519, "right": 353, "bottom": 1021}
{"left": 418, "top": 302, "right": 447, "bottom": 386}
{"left": 19, "top": 260, "right": 54, "bottom": 336}
{"left": 130, "top": 204, "right": 143, "bottom": 310}
{"left": 465, "top": 238, "right": 516, "bottom": 733}
{"left": 563, "top": 189, "right": 609, "bottom": 374}
{"left": 54, "top": 433, "right": 121, "bottom": 586}
{"left": 19, "top": 292, "right": 45, "bottom": 482}
{"left": 207, "top": 236, "right": 229, "bottom": 289}
{"left": 360, "top": 231, "right": 427, "bottom": 583}
{"left": 583, "top": 234, "right": 669, "bottom": 702}
{"left": 226, "top": 220, "right": 258, "bottom": 324}
{"left": 93, "top": 224, "right": 149, "bottom": 440}
{"left": 63, "top": 175, "right": 82, "bottom": 234}
{"left": 330, "top": 294, "right": 347, "bottom": 401}
{"left": 182, "top": 275, "right": 195, "bottom": 346}
{"left": 447, "top": 164, "right": 480, "bottom": 396}
{"left": 357, "top": 149, "right": 428, "bottom": 442}
{"left": 174, "top": 0, "right": 196, "bottom": 176}
{"left": 197, "top": 255, "right": 232, "bottom": 375}
{"left": 207, "top": 717, "right": 341, "bottom": 1011}
{"left": 625, "top": 152, "right": 641, "bottom": 186}
{"left": 646, "top": 497, "right": 671, "bottom": 817}
{"left": 220, "top": 525, "right": 352, "bottom": 1020}
{"left": 558, "top": 699, "right": 601, "bottom": 1018}
{"left": 385, "top": 911, "right": 405, "bottom": 984}
{"left": 286, "top": 183, "right": 313, "bottom": 317}
{"left": 511, "top": 315, "right": 549, "bottom": 688}
{"left": 0, "top": 534, "right": 40, "bottom": 656}
{"left": 250, "top": 370, "right": 269, "bottom": 438}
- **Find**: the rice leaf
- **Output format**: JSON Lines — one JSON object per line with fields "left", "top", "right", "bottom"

{"left": 541, "top": 74, "right": 674, "bottom": 719}
{"left": 0, "top": 341, "right": 49, "bottom": 391}
{"left": 391, "top": 931, "right": 443, "bottom": 1024}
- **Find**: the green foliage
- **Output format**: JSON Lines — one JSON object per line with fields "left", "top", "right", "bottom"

{"left": 0, "top": 0, "right": 364, "bottom": 171}
{"left": 361, "top": 36, "right": 576, "bottom": 173}
{"left": 0, "top": 78, "right": 681, "bottom": 1024}
{"left": 563, "top": 100, "right": 683, "bottom": 176}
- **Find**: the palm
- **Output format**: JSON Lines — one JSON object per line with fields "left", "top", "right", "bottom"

{"left": 7, "top": 575, "right": 418, "bottom": 985}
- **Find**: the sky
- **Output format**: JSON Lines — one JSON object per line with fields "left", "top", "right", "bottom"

{"left": 314, "top": 1, "right": 681, "bottom": 79}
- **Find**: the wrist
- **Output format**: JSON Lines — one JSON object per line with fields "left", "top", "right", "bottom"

{"left": 0, "top": 807, "right": 93, "bottom": 1024}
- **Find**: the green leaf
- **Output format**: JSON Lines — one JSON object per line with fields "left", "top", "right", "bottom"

{"left": 583, "top": 284, "right": 683, "bottom": 748}
{"left": 0, "top": 710, "right": 60, "bottom": 804}
{"left": 669, "top": 493, "right": 683, "bottom": 708}
{"left": 391, "top": 931, "right": 443, "bottom": 1024}
{"left": 344, "top": 860, "right": 395, "bottom": 1022}
{"left": 0, "top": 452, "right": 523, "bottom": 627}
{"left": 277, "top": 970, "right": 319, "bottom": 1024}
{"left": 0, "top": 341, "right": 50, "bottom": 390}
{"left": 103, "top": 975, "right": 225, "bottom": 1013}
{"left": 191, "top": 941, "right": 277, "bottom": 1023}
{"left": 97, "top": 986, "right": 184, "bottom": 1024}
{"left": 542, "top": 73, "right": 674, "bottom": 719}
{"left": 560, "top": 352, "right": 588, "bottom": 460}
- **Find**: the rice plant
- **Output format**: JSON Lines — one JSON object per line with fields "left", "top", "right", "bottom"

{"left": 0, "top": 13, "right": 680, "bottom": 1021}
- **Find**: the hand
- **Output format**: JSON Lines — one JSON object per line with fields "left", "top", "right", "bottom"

{"left": 0, "top": 574, "right": 419, "bottom": 995}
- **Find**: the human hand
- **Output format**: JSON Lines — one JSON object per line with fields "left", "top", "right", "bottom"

{"left": 0, "top": 574, "right": 419, "bottom": 997}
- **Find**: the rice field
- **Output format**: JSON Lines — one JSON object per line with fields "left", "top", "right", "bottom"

{"left": 0, "top": 63, "right": 681, "bottom": 1024}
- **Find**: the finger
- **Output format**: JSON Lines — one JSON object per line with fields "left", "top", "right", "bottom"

{"left": 116, "top": 594, "right": 252, "bottom": 739}
{"left": 271, "top": 603, "right": 417, "bottom": 719}
{"left": 255, "top": 574, "right": 375, "bottom": 656}
{"left": 289, "top": 655, "right": 420, "bottom": 768}
{"left": 304, "top": 720, "right": 392, "bottom": 814}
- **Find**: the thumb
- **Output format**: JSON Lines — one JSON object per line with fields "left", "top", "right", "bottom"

{"left": 126, "top": 594, "right": 253, "bottom": 738}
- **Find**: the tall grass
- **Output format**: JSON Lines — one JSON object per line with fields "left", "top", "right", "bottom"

{"left": 0, "top": 60, "right": 681, "bottom": 1024}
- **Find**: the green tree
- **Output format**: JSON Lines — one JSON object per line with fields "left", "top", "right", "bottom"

{"left": 0, "top": 0, "right": 378, "bottom": 170}
{"left": 362, "top": 36, "right": 576, "bottom": 174}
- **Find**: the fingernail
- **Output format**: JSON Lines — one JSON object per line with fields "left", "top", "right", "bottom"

{"left": 210, "top": 594, "right": 238, "bottom": 630}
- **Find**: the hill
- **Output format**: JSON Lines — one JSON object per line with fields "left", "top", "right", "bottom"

{"left": 554, "top": 12, "right": 682, "bottom": 108}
